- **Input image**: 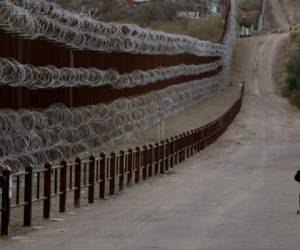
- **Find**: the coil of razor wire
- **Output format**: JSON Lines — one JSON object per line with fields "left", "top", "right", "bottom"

{"left": 0, "top": 57, "right": 222, "bottom": 89}
{"left": 0, "top": 0, "right": 225, "bottom": 56}
{"left": 0, "top": 76, "right": 221, "bottom": 171}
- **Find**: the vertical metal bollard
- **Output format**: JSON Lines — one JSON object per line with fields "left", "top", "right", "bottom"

{"left": 154, "top": 143, "right": 159, "bottom": 175}
{"left": 174, "top": 136, "right": 178, "bottom": 165}
{"left": 197, "top": 129, "right": 201, "bottom": 152}
{"left": 127, "top": 149, "right": 133, "bottom": 186}
{"left": 99, "top": 153, "right": 106, "bottom": 199}
{"left": 43, "top": 163, "right": 52, "bottom": 219}
{"left": 186, "top": 132, "right": 190, "bottom": 159}
{"left": 165, "top": 140, "right": 170, "bottom": 172}
{"left": 170, "top": 138, "right": 174, "bottom": 169}
{"left": 59, "top": 160, "right": 67, "bottom": 213}
{"left": 88, "top": 155, "right": 95, "bottom": 204}
{"left": 135, "top": 147, "right": 141, "bottom": 184}
{"left": 159, "top": 141, "right": 165, "bottom": 174}
{"left": 110, "top": 152, "right": 116, "bottom": 195}
{"left": 1, "top": 166, "right": 11, "bottom": 236}
{"left": 119, "top": 151, "right": 125, "bottom": 191}
{"left": 74, "top": 157, "right": 82, "bottom": 208}
{"left": 148, "top": 144, "right": 153, "bottom": 177}
{"left": 24, "top": 165, "right": 33, "bottom": 226}
{"left": 190, "top": 131, "right": 194, "bottom": 157}
{"left": 182, "top": 133, "right": 186, "bottom": 161}
{"left": 142, "top": 146, "right": 148, "bottom": 181}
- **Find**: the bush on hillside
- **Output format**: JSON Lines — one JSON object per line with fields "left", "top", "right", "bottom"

{"left": 290, "top": 89, "right": 300, "bottom": 108}
{"left": 283, "top": 42, "right": 300, "bottom": 108}
{"left": 287, "top": 75, "right": 297, "bottom": 90}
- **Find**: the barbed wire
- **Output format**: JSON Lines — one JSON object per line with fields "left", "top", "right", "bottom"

{"left": 0, "top": 57, "right": 222, "bottom": 89}
{"left": 0, "top": 0, "right": 237, "bottom": 171}
{"left": 0, "top": 0, "right": 225, "bottom": 56}
{"left": 0, "top": 76, "right": 221, "bottom": 171}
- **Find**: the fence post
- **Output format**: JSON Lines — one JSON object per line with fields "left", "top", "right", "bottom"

{"left": 142, "top": 146, "right": 148, "bottom": 181}
{"left": 190, "top": 131, "right": 194, "bottom": 157}
{"left": 74, "top": 157, "right": 82, "bottom": 208}
{"left": 186, "top": 132, "right": 190, "bottom": 159}
{"left": 170, "top": 138, "right": 174, "bottom": 169}
{"left": 135, "top": 147, "right": 141, "bottom": 183}
{"left": 43, "top": 162, "right": 52, "bottom": 219}
{"left": 127, "top": 149, "right": 133, "bottom": 185}
{"left": 109, "top": 152, "right": 116, "bottom": 195}
{"left": 24, "top": 164, "right": 33, "bottom": 226}
{"left": 159, "top": 141, "right": 165, "bottom": 174}
{"left": 119, "top": 151, "right": 125, "bottom": 191}
{"left": 148, "top": 144, "right": 153, "bottom": 177}
{"left": 154, "top": 143, "right": 159, "bottom": 175}
{"left": 59, "top": 160, "right": 67, "bottom": 213}
{"left": 88, "top": 155, "right": 95, "bottom": 204}
{"left": 174, "top": 136, "right": 178, "bottom": 165}
{"left": 99, "top": 153, "right": 106, "bottom": 199}
{"left": 1, "top": 166, "right": 11, "bottom": 236}
{"left": 178, "top": 135, "right": 183, "bottom": 163}
{"left": 165, "top": 140, "right": 170, "bottom": 172}
{"left": 182, "top": 133, "right": 186, "bottom": 161}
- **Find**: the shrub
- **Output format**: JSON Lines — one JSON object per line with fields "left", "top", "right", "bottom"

{"left": 287, "top": 46, "right": 300, "bottom": 76}
{"left": 287, "top": 75, "right": 297, "bottom": 90}
{"left": 289, "top": 31, "right": 300, "bottom": 42}
{"left": 290, "top": 89, "right": 300, "bottom": 108}
{"left": 282, "top": 85, "right": 292, "bottom": 97}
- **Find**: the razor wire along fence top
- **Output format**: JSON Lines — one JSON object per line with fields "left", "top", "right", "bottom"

{"left": 0, "top": 0, "right": 237, "bottom": 172}
{"left": 0, "top": 84, "right": 244, "bottom": 236}
{"left": 0, "top": 58, "right": 222, "bottom": 89}
{"left": 0, "top": 0, "right": 225, "bottom": 56}
{"left": 0, "top": 77, "right": 221, "bottom": 172}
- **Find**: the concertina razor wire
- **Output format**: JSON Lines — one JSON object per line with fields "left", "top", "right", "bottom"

{"left": 0, "top": 0, "right": 225, "bottom": 56}
{"left": 0, "top": 58, "right": 222, "bottom": 89}
{"left": 0, "top": 0, "right": 237, "bottom": 171}
{"left": 0, "top": 76, "right": 221, "bottom": 171}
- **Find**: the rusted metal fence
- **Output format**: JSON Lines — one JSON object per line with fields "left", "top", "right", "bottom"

{"left": 0, "top": 84, "right": 244, "bottom": 236}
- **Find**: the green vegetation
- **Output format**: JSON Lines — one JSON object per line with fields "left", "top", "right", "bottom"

{"left": 238, "top": 0, "right": 261, "bottom": 12}
{"left": 281, "top": 38, "right": 300, "bottom": 108}
{"left": 150, "top": 15, "right": 224, "bottom": 43}
{"left": 55, "top": 0, "right": 224, "bottom": 42}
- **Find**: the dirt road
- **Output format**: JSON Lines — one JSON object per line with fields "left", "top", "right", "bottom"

{"left": 266, "top": 0, "right": 290, "bottom": 30}
{"left": 2, "top": 33, "right": 300, "bottom": 249}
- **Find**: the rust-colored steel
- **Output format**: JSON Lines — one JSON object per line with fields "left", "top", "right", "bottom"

{"left": 154, "top": 143, "right": 159, "bottom": 175}
{"left": 99, "top": 153, "right": 106, "bottom": 199}
{"left": 24, "top": 164, "right": 33, "bottom": 226}
{"left": 88, "top": 155, "right": 96, "bottom": 203}
{"left": 165, "top": 140, "right": 170, "bottom": 172}
{"left": 74, "top": 157, "right": 82, "bottom": 207}
{"left": 43, "top": 163, "right": 52, "bottom": 219}
{"left": 0, "top": 29, "right": 223, "bottom": 110}
{"left": 109, "top": 152, "right": 116, "bottom": 195}
{"left": 59, "top": 160, "right": 67, "bottom": 213}
{"left": 169, "top": 138, "right": 174, "bottom": 169}
{"left": 135, "top": 147, "right": 141, "bottom": 184}
{"left": 148, "top": 144, "right": 154, "bottom": 177}
{"left": 127, "top": 149, "right": 133, "bottom": 185}
{"left": 159, "top": 141, "right": 165, "bottom": 175}
{"left": 1, "top": 167, "right": 11, "bottom": 236}
{"left": 119, "top": 151, "right": 125, "bottom": 191}
{"left": 142, "top": 146, "right": 148, "bottom": 181}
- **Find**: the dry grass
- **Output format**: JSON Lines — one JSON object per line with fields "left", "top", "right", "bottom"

{"left": 150, "top": 15, "right": 224, "bottom": 43}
